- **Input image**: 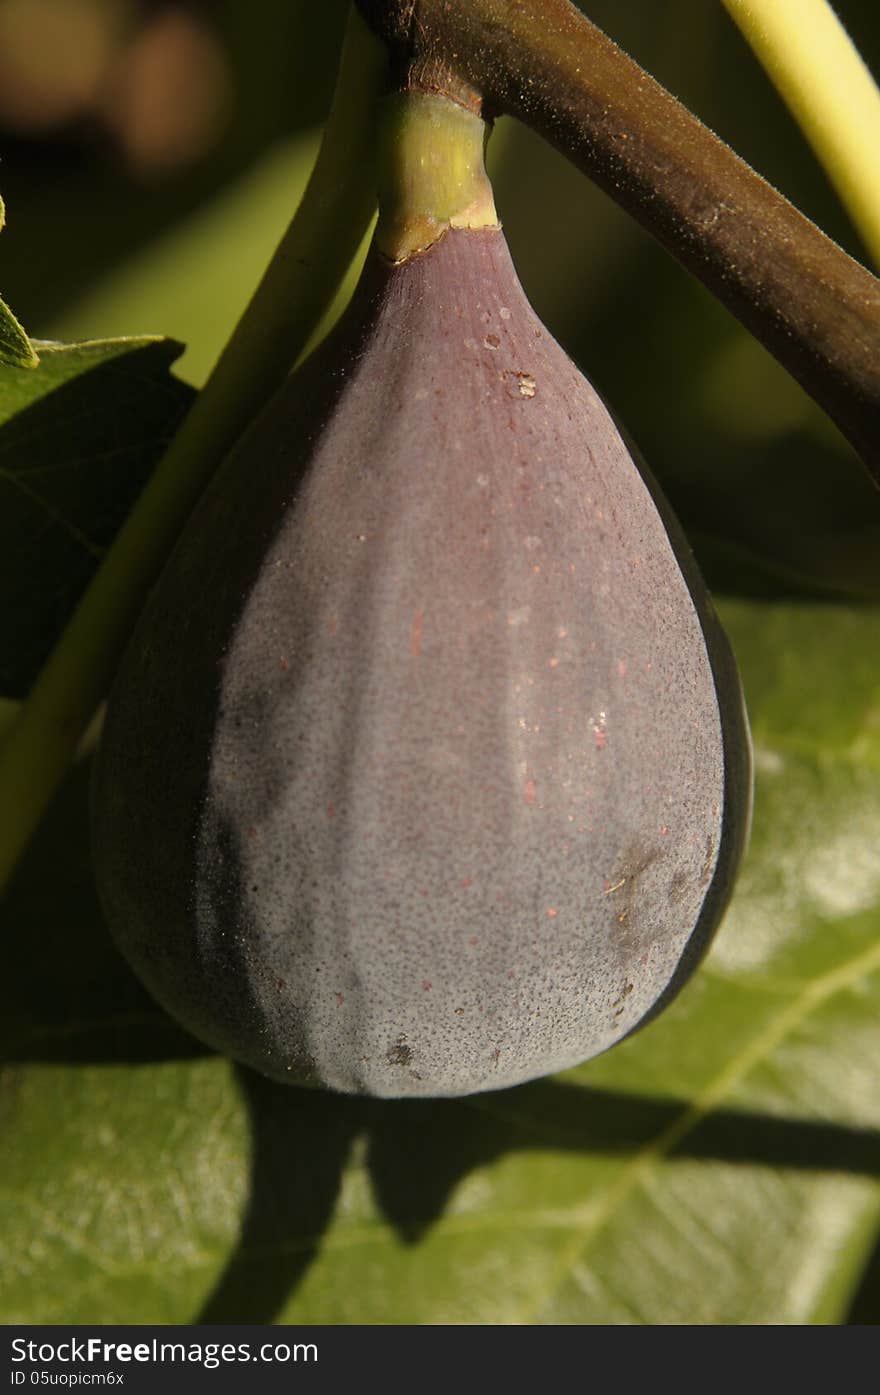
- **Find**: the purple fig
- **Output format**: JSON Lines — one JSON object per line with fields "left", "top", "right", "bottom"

{"left": 92, "top": 100, "right": 751, "bottom": 1098}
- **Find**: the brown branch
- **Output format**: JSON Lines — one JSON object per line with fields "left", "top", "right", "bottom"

{"left": 358, "top": 0, "right": 880, "bottom": 484}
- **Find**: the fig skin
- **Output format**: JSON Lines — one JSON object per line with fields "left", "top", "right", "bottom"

{"left": 92, "top": 226, "right": 751, "bottom": 1098}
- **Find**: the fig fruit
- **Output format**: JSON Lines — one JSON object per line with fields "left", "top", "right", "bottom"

{"left": 92, "top": 96, "right": 751, "bottom": 1098}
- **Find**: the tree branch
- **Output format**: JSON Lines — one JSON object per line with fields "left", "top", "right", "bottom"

{"left": 358, "top": 0, "right": 880, "bottom": 483}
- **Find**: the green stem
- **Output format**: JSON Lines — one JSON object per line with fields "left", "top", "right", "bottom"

{"left": 375, "top": 92, "right": 498, "bottom": 261}
{"left": 0, "top": 5, "right": 386, "bottom": 893}
{"left": 723, "top": 0, "right": 880, "bottom": 267}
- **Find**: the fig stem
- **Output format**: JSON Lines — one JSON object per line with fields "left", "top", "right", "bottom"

{"left": 375, "top": 92, "right": 499, "bottom": 262}
{"left": 723, "top": 0, "right": 880, "bottom": 268}
{"left": 0, "top": 5, "right": 387, "bottom": 893}
{"left": 357, "top": 0, "right": 880, "bottom": 482}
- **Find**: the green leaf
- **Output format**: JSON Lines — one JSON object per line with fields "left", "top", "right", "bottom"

{"left": 0, "top": 296, "right": 39, "bottom": 371}
{"left": 0, "top": 337, "right": 194, "bottom": 697}
{"left": 0, "top": 194, "right": 38, "bottom": 370}
{"left": 1, "top": 599, "right": 879, "bottom": 1324}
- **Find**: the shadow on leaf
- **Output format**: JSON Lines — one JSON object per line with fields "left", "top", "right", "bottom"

{"left": 197, "top": 1069, "right": 366, "bottom": 1325}
{"left": 847, "top": 1231, "right": 880, "bottom": 1325}
{"left": 196, "top": 1071, "right": 880, "bottom": 1324}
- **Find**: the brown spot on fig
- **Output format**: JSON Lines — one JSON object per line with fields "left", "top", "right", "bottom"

{"left": 387, "top": 1040, "right": 412, "bottom": 1067}
{"left": 669, "top": 869, "right": 689, "bottom": 902}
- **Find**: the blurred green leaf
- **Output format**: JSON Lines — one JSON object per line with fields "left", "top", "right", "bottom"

{"left": 46, "top": 135, "right": 322, "bottom": 389}
{"left": 0, "top": 337, "right": 194, "bottom": 697}
{"left": 1, "top": 598, "right": 879, "bottom": 1323}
